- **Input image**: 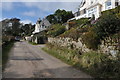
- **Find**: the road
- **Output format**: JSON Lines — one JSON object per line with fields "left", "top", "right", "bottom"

{"left": 3, "top": 41, "right": 92, "bottom": 78}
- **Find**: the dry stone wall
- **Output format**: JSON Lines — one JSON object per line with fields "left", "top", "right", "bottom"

{"left": 48, "top": 36, "right": 120, "bottom": 56}
{"left": 99, "top": 37, "right": 120, "bottom": 56}
{"left": 48, "top": 37, "right": 91, "bottom": 53}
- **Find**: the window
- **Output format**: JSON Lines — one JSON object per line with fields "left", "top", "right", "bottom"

{"left": 83, "top": 9, "right": 86, "bottom": 14}
{"left": 115, "top": 2, "right": 119, "bottom": 6}
{"left": 106, "top": 2, "right": 111, "bottom": 6}
{"left": 77, "top": 11, "right": 80, "bottom": 16}
{"left": 106, "top": 0, "right": 111, "bottom": 6}
{"left": 105, "top": 0, "right": 112, "bottom": 10}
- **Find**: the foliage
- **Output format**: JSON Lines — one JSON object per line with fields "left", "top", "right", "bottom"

{"left": 2, "top": 36, "right": 14, "bottom": 43}
{"left": 60, "top": 25, "right": 90, "bottom": 41}
{"left": 2, "top": 41, "right": 14, "bottom": 71}
{"left": 101, "top": 5, "right": 120, "bottom": 16}
{"left": 81, "top": 6, "right": 120, "bottom": 50}
{"left": 43, "top": 43, "right": 81, "bottom": 66}
{"left": 94, "top": 13, "right": 120, "bottom": 39}
{"left": 2, "top": 18, "right": 22, "bottom": 36}
{"left": 46, "top": 14, "right": 57, "bottom": 24}
{"left": 28, "top": 41, "right": 38, "bottom": 45}
{"left": 47, "top": 24, "right": 66, "bottom": 37}
{"left": 21, "top": 23, "right": 35, "bottom": 36}
{"left": 80, "top": 51, "right": 120, "bottom": 78}
{"left": 46, "top": 9, "right": 74, "bottom": 24}
{"left": 70, "top": 18, "right": 90, "bottom": 27}
{"left": 59, "top": 28, "right": 81, "bottom": 40}
{"left": 44, "top": 43, "right": 120, "bottom": 78}
{"left": 81, "top": 30, "right": 100, "bottom": 50}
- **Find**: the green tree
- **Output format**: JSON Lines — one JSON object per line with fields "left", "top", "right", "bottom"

{"left": 46, "top": 9, "right": 74, "bottom": 24}
{"left": 21, "top": 23, "right": 35, "bottom": 36}
{"left": 46, "top": 14, "right": 57, "bottom": 24}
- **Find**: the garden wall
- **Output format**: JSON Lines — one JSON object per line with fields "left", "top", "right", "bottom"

{"left": 99, "top": 36, "right": 120, "bottom": 56}
{"left": 48, "top": 37, "right": 120, "bottom": 55}
{"left": 48, "top": 37, "right": 91, "bottom": 53}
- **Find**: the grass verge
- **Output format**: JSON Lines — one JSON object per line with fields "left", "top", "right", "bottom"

{"left": 28, "top": 41, "right": 38, "bottom": 45}
{"left": 42, "top": 46, "right": 90, "bottom": 76}
{"left": 42, "top": 44, "right": 120, "bottom": 78}
{"left": 42, "top": 47, "right": 75, "bottom": 66}
{"left": 2, "top": 41, "right": 14, "bottom": 71}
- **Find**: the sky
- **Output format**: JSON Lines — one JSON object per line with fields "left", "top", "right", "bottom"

{"left": 1, "top": 0, "right": 82, "bottom": 24}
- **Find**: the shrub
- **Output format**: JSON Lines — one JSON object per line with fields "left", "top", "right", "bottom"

{"left": 60, "top": 25, "right": 90, "bottom": 41}
{"left": 47, "top": 24, "right": 66, "bottom": 37}
{"left": 95, "top": 14, "right": 120, "bottom": 39}
{"left": 80, "top": 51, "right": 120, "bottom": 78}
{"left": 95, "top": 6, "right": 120, "bottom": 39}
{"left": 69, "top": 18, "right": 89, "bottom": 27}
{"left": 59, "top": 28, "right": 80, "bottom": 40}
{"left": 67, "top": 21, "right": 76, "bottom": 28}
{"left": 81, "top": 30, "right": 100, "bottom": 50}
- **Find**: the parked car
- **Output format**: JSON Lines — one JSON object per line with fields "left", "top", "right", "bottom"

{"left": 15, "top": 36, "right": 21, "bottom": 41}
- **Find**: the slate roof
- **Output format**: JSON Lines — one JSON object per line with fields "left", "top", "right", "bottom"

{"left": 40, "top": 18, "right": 51, "bottom": 27}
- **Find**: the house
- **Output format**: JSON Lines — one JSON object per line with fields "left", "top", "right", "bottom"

{"left": 31, "top": 18, "right": 51, "bottom": 44}
{"left": 33, "top": 18, "right": 51, "bottom": 34}
{"left": 72, "top": 0, "right": 120, "bottom": 20}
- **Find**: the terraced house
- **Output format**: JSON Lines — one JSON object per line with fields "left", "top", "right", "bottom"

{"left": 73, "top": 0, "right": 120, "bottom": 20}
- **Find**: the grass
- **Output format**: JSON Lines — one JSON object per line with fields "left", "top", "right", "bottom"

{"left": 42, "top": 45, "right": 120, "bottom": 78}
{"left": 42, "top": 47, "right": 68, "bottom": 63}
{"left": 28, "top": 41, "right": 38, "bottom": 45}
{"left": 42, "top": 46, "right": 89, "bottom": 76}
{"left": 2, "top": 41, "right": 14, "bottom": 71}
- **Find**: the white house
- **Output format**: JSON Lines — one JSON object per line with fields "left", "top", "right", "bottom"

{"left": 33, "top": 18, "right": 51, "bottom": 34}
{"left": 73, "top": 0, "right": 120, "bottom": 20}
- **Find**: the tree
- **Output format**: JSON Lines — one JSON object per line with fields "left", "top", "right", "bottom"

{"left": 10, "top": 18, "right": 22, "bottom": 36}
{"left": 46, "top": 14, "right": 57, "bottom": 24}
{"left": 2, "top": 18, "right": 23, "bottom": 36}
{"left": 21, "top": 23, "right": 35, "bottom": 36}
{"left": 46, "top": 9, "right": 74, "bottom": 24}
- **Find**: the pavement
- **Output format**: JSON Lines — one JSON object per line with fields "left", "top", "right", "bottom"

{"left": 3, "top": 41, "right": 92, "bottom": 78}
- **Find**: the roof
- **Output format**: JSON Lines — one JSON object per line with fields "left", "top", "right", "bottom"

{"left": 40, "top": 18, "right": 51, "bottom": 27}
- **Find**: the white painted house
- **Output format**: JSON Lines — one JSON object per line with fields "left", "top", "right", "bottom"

{"left": 73, "top": 0, "right": 120, "bottom": 20}
{"left": 33, "top": 18, "right": 51, "bottom": 34}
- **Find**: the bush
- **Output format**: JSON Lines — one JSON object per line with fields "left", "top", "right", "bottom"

{"left": 72, "top": 18, "right": 89, "bottom": 26}
{"left": 47, "top": 24, "right": 66, "bottom": 37}
{"left": 81, "top": 30, "right": 100, "bottom": 50}
{"left": 95, "top": 6, "right": 120, "bottom": 39}
{"left": 59, "top": 28, "right": 81, "bottom": 40}
{"left": 80, "top": 51, "right": 120, "bottom": 78}
{"left": 95, "top": 14, "right": 120, "bottom": 39}
{"left": 60, "top": 25, "right": 90, "bottom": 41}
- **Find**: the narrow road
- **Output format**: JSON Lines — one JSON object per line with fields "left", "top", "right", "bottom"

{"left": 3, "top": 41, "right": 92, "bottom": 78}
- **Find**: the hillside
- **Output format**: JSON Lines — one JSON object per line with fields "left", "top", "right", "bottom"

{"left": 43, "top": 6, "right": 120, "bottom": 78}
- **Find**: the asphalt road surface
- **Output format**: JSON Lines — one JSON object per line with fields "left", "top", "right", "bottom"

{"left": 3, "top": 41, "right": 92, "bottom": 78}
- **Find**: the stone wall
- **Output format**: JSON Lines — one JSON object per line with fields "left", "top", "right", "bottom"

{"left": 48, "top": 37, "right": 91, "bottom": 53}
{"left": 99, "top": 36, "right": 120, "bottom": 56}
{"left": 48, "top": 36, "right": 120, "bottom": 56}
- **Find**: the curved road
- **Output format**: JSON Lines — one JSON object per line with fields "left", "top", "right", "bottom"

{"left": 3, "top": 41, "right": 92, "bottom": 78}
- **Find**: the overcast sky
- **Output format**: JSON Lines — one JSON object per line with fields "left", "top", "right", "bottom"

{"left": 1, "top": 0, "right": 82, "bottom": 24}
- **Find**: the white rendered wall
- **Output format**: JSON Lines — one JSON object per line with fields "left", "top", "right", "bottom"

{"left": 73, "top": 0, "right": 120, "bottom": 20}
